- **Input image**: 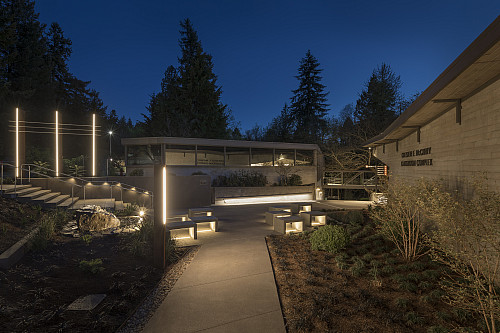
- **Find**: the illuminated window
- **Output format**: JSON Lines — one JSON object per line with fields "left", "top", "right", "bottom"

{"left": 226, "top": 147, "right": 250, "bottom": 166}
{"left": 296, "top": 150, "right": 314, "bottom": 166}
{"left": 274, "top": 149, "right": 294, "bottom": 166}
{"left": 165, "top": 145, "right": 195, "bottom": 166}
{"left": 251, "top": 148, "right": 273, "bottom": 166}
{"left": 127, "top": 145, "right": 161, "bottom": 165}
{"left": 197, "top": 146, "right": 224, "bottom": 166}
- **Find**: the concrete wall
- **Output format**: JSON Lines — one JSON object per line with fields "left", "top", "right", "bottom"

{"left": 213, "top": 185, "right": 315, "bottom": 199}
{"left": 373, "top": 78, "right": 500, "bottom": 192}
{"left": 125, "top": 165, "right": 319, "bottom": 186}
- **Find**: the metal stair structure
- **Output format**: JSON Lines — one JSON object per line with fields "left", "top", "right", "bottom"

{"left": 1, "top": 162, "right": 152, "bottom": 210}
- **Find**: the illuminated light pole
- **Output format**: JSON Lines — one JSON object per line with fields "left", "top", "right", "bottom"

{"left": 92, "top": 114, "right": 96, "bottom": 177}
{"left": 15, "top": 108, "right": 19, "bottom": 178}
{"left": 107, "top": 130, "right": 113, "bottom": 176}
{"left": 55, "top": 110, "right": 59, "bottom": 177}
{"left": 163, "top": 166, "right": 167, "bottom": 224}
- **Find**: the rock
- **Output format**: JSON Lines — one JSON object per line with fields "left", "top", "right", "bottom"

{"left": 75, "top": 206, "right": 120, "bottom": 232}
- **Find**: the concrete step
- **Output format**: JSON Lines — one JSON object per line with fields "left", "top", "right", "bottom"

{"left": 6, "top": 186, "right": 42, "bottom": 198}
{"left": 32, "top": 192, "right": 61, "bottom": 204}
{"left": 58, "top": 197, "right": 79, "bottom": 209}
{"left": 18, "top": 189, "right": 51, "bottom": 201}
{"left": 1, "top": 184, "right": 32, "bottom": 194}
{"left": 45, "top": 194, "right": 70, "bottom": 207}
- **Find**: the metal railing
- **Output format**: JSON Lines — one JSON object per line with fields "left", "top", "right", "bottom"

{"left": 0, "top": 161, "right": 153, "bottom": 208}
{"left": 323, "top": 170, "right": 379, "bottom": 187}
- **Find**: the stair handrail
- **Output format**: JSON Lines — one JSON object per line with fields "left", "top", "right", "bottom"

{"left": 1, "top": 161, "right": 83, "bottom": 205}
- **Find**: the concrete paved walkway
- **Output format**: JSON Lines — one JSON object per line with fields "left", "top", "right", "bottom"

{"left": 143, "top": 200, "right": 372, "bottom": 333}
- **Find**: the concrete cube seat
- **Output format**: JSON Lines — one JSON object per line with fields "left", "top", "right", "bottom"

{"left": 189, "top": 215, "right": 219, "bottom": 232}
{"left": 166, "top": 221, "right": 197, "bottom": 239}
{"left": 274, "top": 215, "right": 304, "bottom": 234}
{"left": 291, "top": 202, "right": 312, "bottom": 214}
{"left": 268, "top": 205, "right": 291, "bottom": 212}
{"left": 188, "top": 207, "right": 214, "bottom": 218}
{"left": 300, "top": 211, "right": 327, "bottom": 227}
{"left": 265, "top": 210, "right": 292, "bottom": 226}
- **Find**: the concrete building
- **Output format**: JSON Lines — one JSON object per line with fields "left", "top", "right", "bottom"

{"left": 364, "top": 16, "right": 500, "bottom": 192}
{"left": 121, "top": 136, "right": 324, "bottom": 186}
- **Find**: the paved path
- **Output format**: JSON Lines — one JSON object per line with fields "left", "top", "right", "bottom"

{"left": 143, "top": 200, "right": 373, "bottom": 333}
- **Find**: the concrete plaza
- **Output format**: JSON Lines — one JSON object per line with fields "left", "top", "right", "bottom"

{"left": 143, "top": 200, "right": 372, "bottom": 332}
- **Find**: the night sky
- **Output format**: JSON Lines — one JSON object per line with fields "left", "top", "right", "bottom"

{"left": 35, "top": 1, "right": 500, "bottom": 131}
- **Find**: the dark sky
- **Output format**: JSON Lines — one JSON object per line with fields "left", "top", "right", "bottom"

{"left": 35, "top": 1, "right": 499, "bottom": 131}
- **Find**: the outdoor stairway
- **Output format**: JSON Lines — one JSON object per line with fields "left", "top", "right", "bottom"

{"left": 1, "top": 183, "right": 136, "bottom": 211}
{"left": 1, "top": 184, "right": 80, "bottom": 209}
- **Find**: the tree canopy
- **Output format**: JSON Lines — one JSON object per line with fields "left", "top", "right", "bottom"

{"left": 142, "top": 19, "right": 231, "bottom": 139}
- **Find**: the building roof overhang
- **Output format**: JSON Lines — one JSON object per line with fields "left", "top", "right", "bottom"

{"left": 121, "top": 136, "right": 322, "bottom": 151}
{"left": 364, "top": 15, "right": 500, "bottom": 147}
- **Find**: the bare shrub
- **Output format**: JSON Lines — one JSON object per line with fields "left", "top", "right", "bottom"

{"left": 369, "top": 178, "right": 429, "bottom": 261}
{"left": 421, "top": 177, "right": 500, "bottom": 333}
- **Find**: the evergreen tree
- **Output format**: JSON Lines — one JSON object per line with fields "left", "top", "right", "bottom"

{"left": 144, "top": 19, "right": 230, "bottom": 139}
{"left": 354, "top": 63, "right": 402, "bottom": 140}
{"left": 265, "top": 103, "right": 293, "bottom": 142}
{"left": 289, "top": 50, "right": 329, "bottom": 144}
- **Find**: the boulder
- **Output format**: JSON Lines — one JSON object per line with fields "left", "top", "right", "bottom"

{"left": 76, "top": 205, "right": 120, "bottom": 232}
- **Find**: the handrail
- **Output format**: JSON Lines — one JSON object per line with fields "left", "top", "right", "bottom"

{"left": 21, "top": 163, "right": 153, "bottom": 197}
{"left": 323, "top": 170, "right": 379, "bottom": 187}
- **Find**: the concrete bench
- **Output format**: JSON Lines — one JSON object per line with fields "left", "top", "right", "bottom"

{"left": 268, "top": 205, "right": 291, "bottom": 212}
{"left": 291, "top": 202, "right": 312, "bottom": 214}
{"left": 265, "top": 210, "right": 292, "bottom": 226}
{"left": 188, "top": 207, "right": 214, "bottom": 218}
{"left": 166, "top": 221, "right": 197, "bottom": 239}
{"left": 300, "top": 211, "right": 327, "bottom": 227}
{"left": 189, "top": 215, "right": 219, "bottom": 232}
{"left": 274, "top": 215, "right": 304, "bottom": 234}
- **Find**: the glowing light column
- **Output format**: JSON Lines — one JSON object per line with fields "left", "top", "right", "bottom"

{"left": 92, "top": 114, "right": 96, "bottom": 176}
{"left": 15, "top": 108, "right": 19, "bottom": 178}
{"left": 55, "top": 111, "right": 59, "bottom": 176}
{"left": 163, "top": 166, "right": 167, "bottom": 224}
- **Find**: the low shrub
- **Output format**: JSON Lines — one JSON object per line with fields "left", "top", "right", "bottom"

{"left": 79, "top": 259, "right": 104, "bottom": 275}
{"left": 309, "top": 225, "right": 350, "bottom": 253}
{"left": 129, "top": 168, "right": 144, "bottom": 176}
{"left": 405, "top": 311, "right": 424, "bottom": 326}
{"left": 212, "top": 170, "right": 267, "bottom": 187}
{"left": 346, "top": 210, "right": 364, "bottom": 225}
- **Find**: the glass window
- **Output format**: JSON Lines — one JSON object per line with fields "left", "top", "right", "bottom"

{"left": 274, "top": 149, "right": 295, "bottom": 166}
{"left": 296, "top": 150, "right": 314, "bottom": 166}
{"left": 197, "top": 146, "right": 224, "bottom": 166}
{"left": 166, "top": 145, "right": 196, "bottom": 166}
{"left": 226, "top": 147, "right": 250, "bottom": 166}
{"left": 127, "top": 145, "right": 161, "bottom": 165}
{"left": 251, "top": 148, "right": 273, "bottom": 166}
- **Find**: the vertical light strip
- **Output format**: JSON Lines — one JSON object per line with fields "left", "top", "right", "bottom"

{"left": 15, "top": 108, "right": 19, "bottom": 178}
{"left": 162, "top": 166, "right": 167, "bottom": 224}
{"left": 92, "top": 114, "right": 96, "bottom": 176}
{"left": 55, "top": 110, "right": 59, "bottom": 177}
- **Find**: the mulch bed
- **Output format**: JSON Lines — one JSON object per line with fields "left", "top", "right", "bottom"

{"left": 267, "top": 227, "right": 484, "bottom": 332}
{"left": 0, "top": 232, "right": 194, "bottom": 332}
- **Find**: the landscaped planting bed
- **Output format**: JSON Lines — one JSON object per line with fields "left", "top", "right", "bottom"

{"left": 0, "top": 198, "right": 194, "bottom": 332}
{"left": 267, "top": 211, "right": 485, "bottom": 333}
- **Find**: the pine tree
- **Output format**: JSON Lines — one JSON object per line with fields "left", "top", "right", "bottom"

{"left": 289, "top": 50, "right": 329, "bottom": 144}
{"left": 265, "top": 103, "right": 294, "bottom": 142}
{"left": 354, "top": 63, "right": 402, "bottom": 140}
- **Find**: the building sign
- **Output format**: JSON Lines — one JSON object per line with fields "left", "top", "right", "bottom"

{"left": 401, "top": 147, "right": 432, "bottom": 167}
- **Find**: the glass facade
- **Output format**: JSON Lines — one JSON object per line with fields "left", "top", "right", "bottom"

{"left": 197, "top": 146, "right": 225, "bottom": 166}
{"left": 127, "top": 145, "right": 161, "bottom": 165}
{"left": 274, "top": 149, "right": 295, "bottom": 166}
{"left": 126, "top": 144, "right": 316, "bottom": 167}
{"left": 166, "top": 145, "right": 196, "bottom": 166}
{"left": 251, "top": 148, "right": 274, "bottom": 166}
{"left": 226, "top": 147, "right": 250, "bottom": 166}
{"left": 296, "top": 150, "right": 314, "bottom": 166}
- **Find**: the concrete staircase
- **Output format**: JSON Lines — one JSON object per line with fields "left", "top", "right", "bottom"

{"left": 0, "top": 184, "right": 123, "bottom": 210}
